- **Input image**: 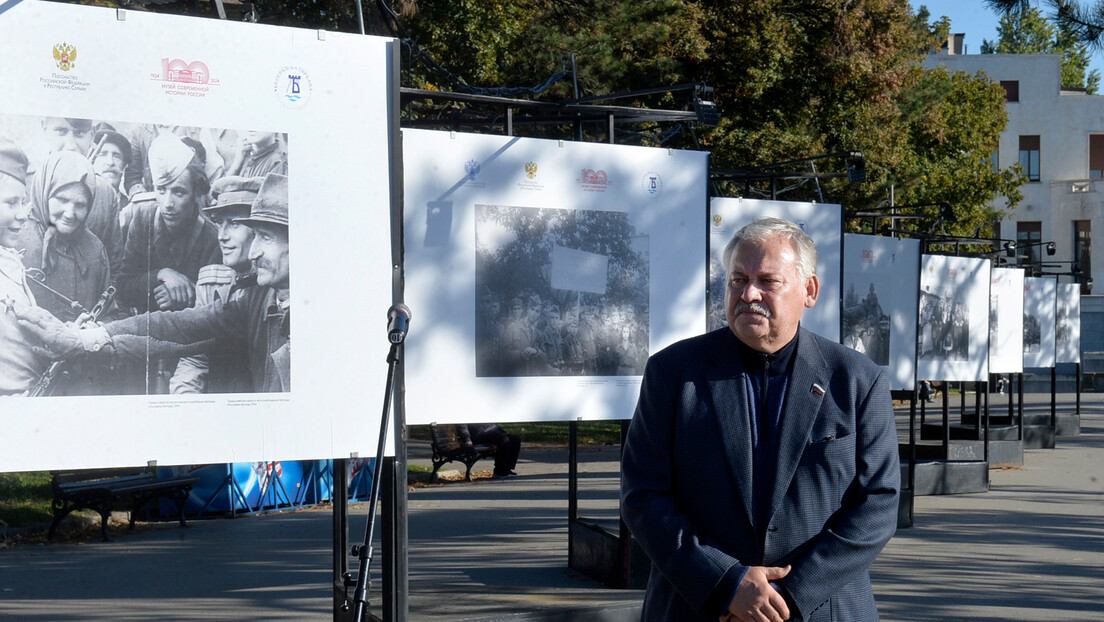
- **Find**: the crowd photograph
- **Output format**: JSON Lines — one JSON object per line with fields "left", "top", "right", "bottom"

{"left": 0, "top": 113, "right": 291, "bottom": 396}
{"left": 474, "top": 204, "right": 649, "bottom": 377}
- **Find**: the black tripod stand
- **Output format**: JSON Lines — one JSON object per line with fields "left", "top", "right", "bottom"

{"left": 342, "top": 304, "right": 410, "bottom": 621}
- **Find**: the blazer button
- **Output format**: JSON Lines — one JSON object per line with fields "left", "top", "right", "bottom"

{"left": 767, "top": 525, "right": 779, "bottom": 532}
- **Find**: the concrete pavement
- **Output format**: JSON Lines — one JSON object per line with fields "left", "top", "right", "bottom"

{"left": 0, "top": 393, "right": 1101, "bottom": 621}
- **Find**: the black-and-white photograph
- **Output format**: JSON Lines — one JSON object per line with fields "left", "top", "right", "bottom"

{"left": 842, "top": 278, "right": 891, "bottom": 365}
{"left": 0, "top": 112, "right": 290, "bottom": 397}
{"left": 474, "top": 204, "right": 649, "bottom": 377}
{"left": 918, "top": 289, "right": 970, "bottom": 361}
{"left": 1023, "top": 312, "right": 1042, "bottom": 353}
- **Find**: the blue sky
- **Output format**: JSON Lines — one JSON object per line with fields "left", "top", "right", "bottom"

{"left": 915, "top": 0, "right": 1104, "bottom": 77}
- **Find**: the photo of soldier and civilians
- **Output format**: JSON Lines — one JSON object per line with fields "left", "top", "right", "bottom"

{"left": 918, "top": 288, "right": 970, "bottom": 361}
{"left": 0, "top": 114, "right": 290, "bottom": 397}
{"left": 474, "top": 204, "right": 649, "bottom": 377}
{"left": 841, "top": 279, "right": 891, "bottom": 366}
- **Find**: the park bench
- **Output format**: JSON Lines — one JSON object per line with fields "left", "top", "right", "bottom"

{"left": 49, "top": 466, "right": 200, "bottom": 541}
{"left": 429, "top": 423, "right": 497, "bottom": 482}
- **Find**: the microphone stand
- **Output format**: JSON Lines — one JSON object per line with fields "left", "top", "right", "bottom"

{"left": 345, "top": 336, "right": 403, "bottom": 620}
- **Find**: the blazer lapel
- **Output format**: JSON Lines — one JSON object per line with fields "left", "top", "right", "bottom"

{"left": 768, "top": 328, "right": 828, "bottom": 517}
{"left": 704, "top": 330, "right": 755, "bottom": 526}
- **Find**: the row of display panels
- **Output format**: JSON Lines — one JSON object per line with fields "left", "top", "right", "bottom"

{"left": 0, "top": 2, "right": 1083, "bottom": 473}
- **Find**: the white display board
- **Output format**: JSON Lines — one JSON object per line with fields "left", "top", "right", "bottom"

{"left": 841, "top": 234, "right": 920, "bottom": 390}
{"left": 916, "top": 255, "right": 990, "bottom": 382}
{"left": 1023, "top": 276, "right": 1058, "bottom": 368}
{"left": 1055, "top": 283, "right": 1081, "bottom": 364}
{"left": 989, "top": 267, "right": 1025, "bottom": 374}
{"left": 0, "top": 1, "right": 395, "bottom": 472}
{"left": 708, "top": 198, "right": 841, "bottom": 341}
{"left": 403, "top": 129, "right": 708, "bottom": 423}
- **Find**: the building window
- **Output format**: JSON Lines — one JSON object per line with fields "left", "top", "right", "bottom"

{"left": 1017, "top": 221, "right": 1042, "bottom": 265}
{"left": 990, "top": 148, "right": 999, "bottom": 172}
{"left": 1001, "top": 80, "right": 1019, "bottom": 102}
{"left": 1019, "top": 135, "right": 1040, "bottom": 182}
{"left": 1075, "top": 220, "right": 1092, "bottom": 294}
{"left": 1091, "top": 135, "right": 1104, "bottom": 179}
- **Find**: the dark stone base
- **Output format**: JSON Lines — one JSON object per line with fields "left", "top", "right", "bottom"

{"left": 569, "top": 519, "right": 648, "bottom": 589}
{"left": 902, "top": 460, "right": 989, "bottom": 496}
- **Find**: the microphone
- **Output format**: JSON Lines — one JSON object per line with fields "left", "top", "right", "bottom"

{"left": 387, "top": 304, "right": 412, "bottom": 344}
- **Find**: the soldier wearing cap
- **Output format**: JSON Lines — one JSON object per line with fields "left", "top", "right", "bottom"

{"left": 116, "top": 133, "right": 220, "bottom": 313}
{"left": 91, "top": 128, "right": 132, "bottom": 196}
{"left": 0, "top": 139, "right": 49, "bottom": 395}
{"left": 169, "top": 176, "right": 261, "bottom": 394}
{"left": 18, "top": 173, "right": 291, "bottom": 394}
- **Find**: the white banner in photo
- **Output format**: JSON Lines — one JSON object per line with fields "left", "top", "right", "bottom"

{"left": 708, "top": 198, "right": 841, "bottom": 341}
{"left": 916, "top": 255, "right": 991, "bottom": 382}
{"left": 403, "top": 129, "right": 708, "bottom": 423}
{"left": 841, "top": 234, "right": 920, "bottom": 390}
{"left": 989, "top": 268, "right": 1025, "bottom": 374}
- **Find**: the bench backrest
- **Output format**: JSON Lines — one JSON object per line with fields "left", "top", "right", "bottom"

{"left": 52, "top": 467, "right": 152, "bottom": 487}
{"left": 430, "top": 423, "right": 465, "bottom": 452}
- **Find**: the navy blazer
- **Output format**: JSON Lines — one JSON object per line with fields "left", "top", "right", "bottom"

{"left": 622, "top": 327, "right": 900, "bottom": 621}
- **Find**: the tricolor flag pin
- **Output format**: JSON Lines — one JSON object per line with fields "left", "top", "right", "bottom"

{"left": 811, "top": 383, "right": 825, "bottom": 396}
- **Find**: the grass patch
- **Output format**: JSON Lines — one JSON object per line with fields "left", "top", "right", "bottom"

{"left": 0, "top": 471, "right": 53, "bottom": 529}
{"left": 408, "top": 421, "right": 623, "bottom": 446}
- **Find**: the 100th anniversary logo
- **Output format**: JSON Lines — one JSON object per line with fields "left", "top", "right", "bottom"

{"left": 151, "top": 57, "right": 220, "bottom": 98}
{"left": 41, "top": 42, "right": 90, "bottom": 92}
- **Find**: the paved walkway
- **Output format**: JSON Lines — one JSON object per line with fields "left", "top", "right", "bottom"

{"left": 0, "top": 393, "right": 1101, "bottom": 621}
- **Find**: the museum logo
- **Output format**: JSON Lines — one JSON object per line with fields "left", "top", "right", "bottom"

{"left": 641, "top": 172, "right": 662, "bottom": 196}
{"left": 861, "top": 249, "right": 874, "bottom": 263}
{"left": 577, "top": 168, "right": 611, "bottom": 192}
{"left": 41, "top": 42, "right": 90, "bottom": 92}
{"left": 274, "top": 66, "right": 312, "bottom": 109}
{"left": 151, "top": 57, "right": 220, "bottom": 98}
{"left": 518, "top": 161, "right": 544, "bottom": 191}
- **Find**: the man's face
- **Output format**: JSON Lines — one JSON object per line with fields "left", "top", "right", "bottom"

{"left": 212, "top": 213, "right": 255, "bottom": 272}
{"left": 249, "top": 223, "right": 289, "bottom": 290}
{"left": 42, "top": 118, "right": 93, "bottom": 155}
{"left": 155, "top": 170, "right": 200, "bottom": 234}
{"left": 0, "top": 175, "right": 28, "bottom": 248}
{"left": 724, "top": 235, "right": 819, "bottom": 353}
{"left": 93, "top": 142, "right": 126, "bottom": 188}
{"left": 246, "top": 131, "right": 277, "bottom": 149}
{"left": 47, "top": 183, "right": 91, "bottom": 237}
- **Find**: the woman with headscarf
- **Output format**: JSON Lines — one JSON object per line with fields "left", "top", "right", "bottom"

{"left": 17, "top": 150, "right": 110, "bottom": 323}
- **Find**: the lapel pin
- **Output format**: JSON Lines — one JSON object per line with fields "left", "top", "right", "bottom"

{"left": 811, "top": 383, "right": 825, "bottom": 396}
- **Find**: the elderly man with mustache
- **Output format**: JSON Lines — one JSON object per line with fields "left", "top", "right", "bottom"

{"left": 17, "top": 173, "right": 290, "bottom": 394}
{"left": 622, "top": 217, "right": 899, "bottom": 622}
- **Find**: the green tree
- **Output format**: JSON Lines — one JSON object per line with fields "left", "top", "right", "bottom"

{"left": 981, "top": 4, "right": 1100, "bottom": 93}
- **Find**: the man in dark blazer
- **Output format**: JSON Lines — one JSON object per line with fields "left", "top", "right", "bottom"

{"left": 622, "top": 217, "right": 899, "bottom": 622}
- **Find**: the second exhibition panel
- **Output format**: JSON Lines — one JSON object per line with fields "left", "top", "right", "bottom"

{"left": 989, "top": 267, "right": 1026, "bottom": 375}
{"left": 708, "top": 197, "right": 841, "bottom": 341}
{"left": 402, "top": 129, "right": 708, "bottom": 423}
{"left": 916, "top": 255, "right": 991, "bottom": 382}
{"left": 841, "top": 234, "right": 920, "bottom": 390}
{"left": 1023, "top": 276, "right": 1057, "bottom": 369}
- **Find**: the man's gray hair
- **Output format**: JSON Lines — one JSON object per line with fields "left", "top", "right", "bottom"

{"left": 722, "top": 217, "right": 818, "bottom": 279}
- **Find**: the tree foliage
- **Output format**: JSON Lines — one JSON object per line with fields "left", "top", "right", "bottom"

{"left": 981, "top": 3, "right": 1101, "bottom": 93}
{"left": 65, "top": 0, "right": 1022, "bottom": 239}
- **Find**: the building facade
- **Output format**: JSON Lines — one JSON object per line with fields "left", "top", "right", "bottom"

{"left": 927, "top": 52, "right": 1100, "bottom": 294}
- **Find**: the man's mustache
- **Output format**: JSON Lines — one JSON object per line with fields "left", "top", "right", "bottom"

{"left": 734, "top": 303, "right": 771, "bottom": 318}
